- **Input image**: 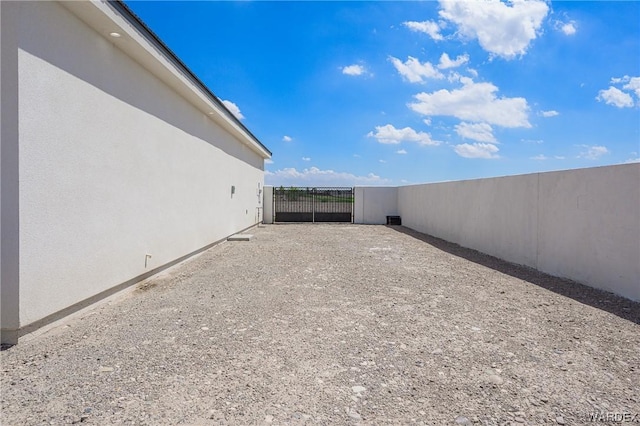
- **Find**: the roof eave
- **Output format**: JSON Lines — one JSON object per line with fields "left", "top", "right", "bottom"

{"left": 59, "top": 0, "right": 272, "bottom": 159}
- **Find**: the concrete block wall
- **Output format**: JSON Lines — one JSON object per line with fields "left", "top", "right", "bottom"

{"left": 397, "top": 164, "right": 640, "bottom": 301}
{"left": 535, "top": 165, "right": 639, "bottom": 300}
{"left": 354, "top": 187, "right": 398, "bottom": 224}
{"left": 397, "top": 174, "right": 539, "bottom": 269}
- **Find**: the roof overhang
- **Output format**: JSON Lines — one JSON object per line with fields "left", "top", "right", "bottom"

{"left": 59, "top": 0, "right": 272, "bottom": 159}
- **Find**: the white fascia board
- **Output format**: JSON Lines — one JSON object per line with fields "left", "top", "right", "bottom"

{"left": 59, "top": 1, "right": 271, "bottom": 159}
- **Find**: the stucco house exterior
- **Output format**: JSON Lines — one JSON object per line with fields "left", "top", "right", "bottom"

{"left": 1, "top": 0, "right": 271, "bottom": 344}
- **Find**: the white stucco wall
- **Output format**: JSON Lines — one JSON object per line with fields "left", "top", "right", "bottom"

{"left": 263, "top": 186, "right": 274, "bottom": 224}
{"left": 536, "top": 165, "right": 639, "bottom": 300}
{"left": 398, "top": 175, "right": 538, "bottom": 268}
{"left": 2, "top": 1, "right": 269, "bottom": 336}
{"left": 354, "top": 187, "right": 398, "bottom": 224}
{"left": 398, "top": 164, "right": 640, "bottom": 301}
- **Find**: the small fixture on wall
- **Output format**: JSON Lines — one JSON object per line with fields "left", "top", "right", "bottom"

{"left": 109, "top": 32, "right": 121, "bottom": 38}
{"left": 231, "top": 185, "right": 235, "bottom": 198}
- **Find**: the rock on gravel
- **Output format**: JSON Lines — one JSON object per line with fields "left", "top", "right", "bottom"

{"left": 487, "top": 374, "right": 504, "bottom": 385}
{"left": 455, "top": 415, "right": 471, "bottom": 425}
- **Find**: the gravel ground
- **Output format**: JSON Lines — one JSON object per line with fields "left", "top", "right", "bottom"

{"left": 1, "top": 224, "right": 639, "bottom": 425}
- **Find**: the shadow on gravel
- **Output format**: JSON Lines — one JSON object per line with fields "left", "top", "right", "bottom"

{"left": 389, "top": 225, "right": 640, "bottom": 326}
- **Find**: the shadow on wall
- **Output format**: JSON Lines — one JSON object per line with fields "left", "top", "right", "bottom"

{"left": 389, "top": 225, "right": 640, "bottom": 326}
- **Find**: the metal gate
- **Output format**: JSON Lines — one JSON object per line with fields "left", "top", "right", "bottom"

{"left": 274, "top": 187, "right": 354, "bottom": 223}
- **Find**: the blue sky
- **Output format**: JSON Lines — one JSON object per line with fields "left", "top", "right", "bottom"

{"left": 125, "top": 0, "right": 640, "bottom": 186}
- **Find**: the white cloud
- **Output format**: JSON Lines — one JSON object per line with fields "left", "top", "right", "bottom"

{"left": 389, "top": 56, "right": 443, "bottom": 83}
{"left": 561, "top": 22, "right": 577, "bottom": 36}
{"left": 578, "top": 145, "right": 609, "bottom": 160}
{"left": 282, "top": 135, "right": 293, "bottom": 142}
{"left": 598, "top": 76, "right": 640, "bottom": 107}
{"left": 342, "top": 64, "right": 366, "bottom": 76}
{"left": 438, "top": 0, "right": 549, "bottom": 59}
{"left": 447, "top": 72, "right": 462, "bottom": 83}
{"left": 368, "top": 124, "right": 441, "bottom": 146}
{"left": 454, "top": 122, "right": 496, "bottom": 143}
{"left": 540, "top": 110, "right": 559, "bottom": 117}
{"left": 265, "top": 167, "right": 390, "bottom": 187}
{"left": 265, "top": 158, "right": 274, "bottom": 164}
{"left": 623, "top": 76, "right": 640, "bottom": 98}
{"left": 625, "top": 153, "right": 640, "bottom": 163}
{"left": 438, "top": 53, "right": 469, "bottom": 69}
{"left": 379, "top": 159, "right": 387, "bottom": 163}
{"left": 221, "top": 100, "right": 244, "bottom": 120}
{"left": 403, "top": 20, "right": 444, "bottom": 41}
{"left": 302, "top": 157, "right": 311, "bottom": 162}
{"left": 530, "top": 154, "right": 548, "bottom": 160}
{"left": 596, "top": 87, "right": 634, "bottom": 108}
{"left": 552, "top": 15, "right": 578, "bottom": 35}
{"left": 453, "top": 143, "right": 500, "bottom": 159}
{"left": 409, "top": 77, "right": 531, "bottom": 128}
{"left": 396, "top": 149, "right": 407, "bottom": 155}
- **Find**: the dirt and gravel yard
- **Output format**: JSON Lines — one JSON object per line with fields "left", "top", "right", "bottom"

{"left": 1, "top": 224, "right": 639, "bottom": 425}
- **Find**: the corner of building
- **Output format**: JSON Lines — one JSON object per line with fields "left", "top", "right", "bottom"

{"left": 1, "top": 0, "right": 21, "bottom": 346}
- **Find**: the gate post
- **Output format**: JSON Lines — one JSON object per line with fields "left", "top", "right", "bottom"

{"left": 352, "top": 187, "right": 355, "bottom": 223}
{"left": 312, "top": 187, "right": 315, "bottom": 223}
{"left": 263, "top": 186, "right": 274, "bottom": 224}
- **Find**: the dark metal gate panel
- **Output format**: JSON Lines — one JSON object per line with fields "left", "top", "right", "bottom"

{"left": 274, "top": 187, "right": 313, "bottom": 222}
{"left": 312, "top": 187, "right": 353, "bottom": 222}
{"left": 274, "top": 187, "right": 354, "bottom": 223}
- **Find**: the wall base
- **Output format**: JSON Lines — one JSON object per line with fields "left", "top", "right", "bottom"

{"left": 3, "top": 223, "right": 258, "bottom": 346}
{"left": 0, "top": 329, "right": 18, "bottom": 347}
